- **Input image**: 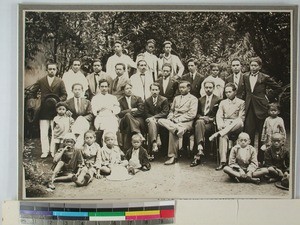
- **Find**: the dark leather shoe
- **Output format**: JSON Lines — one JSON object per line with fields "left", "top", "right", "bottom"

{"left": 215, "top": 164, "right": 226, "bottom": 171}
{"left": 190, "top": 158, "right": 201, "bottom": 167}
{"left": 164, "top": 157, "right": 176, "bottom": 165}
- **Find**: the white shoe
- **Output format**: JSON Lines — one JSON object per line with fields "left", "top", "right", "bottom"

{"left": 41, "top": 153, "right": 48, "bottom": 158}
{"left": 50, "top": 152, "right": 55, "bottom": 158}
{"left": 152, "top": 142, "right": 158, "bottom": 152}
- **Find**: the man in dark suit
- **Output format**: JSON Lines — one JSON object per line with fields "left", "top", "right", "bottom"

{"left": 118, "top": 83, "right": 145, "bottom": 151}
{"left": 158, "top": 81, "right": 198, "bottom": 165}
{"left": 181, "top": 58, "right": 204, "bottom": 98}
{"left": 110, "top": 63, "right": 130, "bottom": 100}
{"left": 65, "top": 83, "right": 93, "bottom": 146}
{"left": 243, "top": 57, "right": 281, "bottom": 163}
{"left": 156, "top": 63, "right": 178, "bottom": 105}
{"left": 190, "top": 79, "right": 220, "bottom": 167}
{"left": 28, "top": 62, "right": 67, "bottom": 158}
{"left": 86, "top": 59, "right": 113, "bottom": 100}
{"left": 144, "top": 82, "right": 170, "bottom": 158}
{"left": 225, "top": 58, "right": 245, "bottom": 100}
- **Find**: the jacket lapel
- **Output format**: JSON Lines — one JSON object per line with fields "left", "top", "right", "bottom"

{"left": 253, "top": 72, "right": 263, "bottom": 91}
{"left": 50, "top": 77, "right": 60, "bottom": 90}
{"left": 42, "top": 76, "right": 52, "bottom": 92}
{"left": 131, "top": 96, "right": 137, "bottom": 108}
{"left": 165, "top": 78, "right": 173, "bottom": 94}
{"left": 87, "top": 73, "right": 96, "bottom": 94}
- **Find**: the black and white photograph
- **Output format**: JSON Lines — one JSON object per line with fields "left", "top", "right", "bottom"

{"left": 19, "top": 5, "right": 297, "bottom": 199}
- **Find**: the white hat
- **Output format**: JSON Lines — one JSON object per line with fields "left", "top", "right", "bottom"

{"left": 106, "top": 165, "right": 133, "bottom": 181}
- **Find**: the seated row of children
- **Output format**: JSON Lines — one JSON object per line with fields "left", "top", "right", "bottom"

{"left": 223, "top": 132, "right": 289, "bottom": 186}
{"left": 48, "top": 131, "right": 151, "bottom": 190}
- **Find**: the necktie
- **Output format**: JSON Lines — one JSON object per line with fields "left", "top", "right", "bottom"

{"left": 76, "top": 98, "right": 80, "bottom": 114}
{"left": 234, "top": 74, "right": 238, "bottom": 88}
{"left": 153, "top": 97, "right": 157, "bottom": 106}
{"left": 204, "top": 98, "right": 210, "bottom": 115}
{"left": 113, "top": 77, "right": 119, "bottom": 91}
{"left": 190, "top": 73, "right": 194, "bottom": 81}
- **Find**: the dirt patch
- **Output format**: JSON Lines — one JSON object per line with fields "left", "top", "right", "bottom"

{"left": 24, "top": 138, "right": 289, "bottom": 199}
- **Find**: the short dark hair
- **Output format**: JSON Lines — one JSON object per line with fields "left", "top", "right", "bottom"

{"left": 162, "top": 63, "right": 172, "bottom": 71}
{"left": 231, "top": 58, "right": 241, "bottom": 65}
{"left": 71, "top": 83, "right": 83, "bottom": 91}
{"left": 268, "top": 102, "right": 280, "bottom": 111}
{"left": 115, "top": 63, "right": 126, "bottom": 70}
{"left": 187, "top": 58, "right": 197, "bottom": 65}
{"left": 46, "top": 61, "right": 58, "bottom": 69}
{"left": 56, "top": 101, "right": 68, "bottom": 110}
{"left": 120, "top": 82, "right": 132, "bottom": 91}
{"left": 210, "top": 63, "right": 220, "bottom": 70}
{"left": 249, "top": 56, "right": 262, "bottom": 66}
{"left": 163, "top": 40, "right": 172, "bottom": 46}
{"left": 150, "top": 82, "right": 160, "bottom": 90}
{"left": 98, "top": 79, "right": 109, "bottom": 87}
{"left": 84, "top": 130, "right": 96, "bottom": 138}
{"left": 179, "top": 80, "right": 191, "bottom": 89}
{"left": 71, "top": 58, "right": 81, "bottom": 64}
{"left": 93, "top": 59, "right": 102, "bottom": 65}
{"left": 203, "top": 79, "right": 215, "bottom": 88}
{"left": 137, "top": 59, "right": 147, "bottom": 66}
{"left": 225, "top": 82, "right": 237, "bottom": 92}
{"left": 114, "top": 40, "right": 123, "bottom": 46}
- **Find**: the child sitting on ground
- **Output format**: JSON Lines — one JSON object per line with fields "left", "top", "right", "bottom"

{"left": 125, "top": 133, "right": 151, "bottom": 175}
{"left": 72, "top": 130, "right": 102, "bottom": 186}
{"left": 48, "top": 133, "right": 83, "bottom": 190}
{"left": 223, "top": 132, "right": 268, "bottom": 184}
{"left": 264, "top": 133, "right": 289, "bottom": 183}
{"left": 261, "top": 103, "right": 286, "bottom": 151}
{"left": 99, "top": 132, "right": 128, "bottom": 176}
{"left": 52, "top": 102, "right": 74, "bottom": 155}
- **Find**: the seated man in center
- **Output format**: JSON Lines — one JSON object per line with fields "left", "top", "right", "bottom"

{"left": 118, "top": 83, "right": 145, "bottom": 151}
{"left": 91, "top": 79, "right": 120, "bottom": 144}
{"left": 190, "top": 80, "right": 220, "bottom": 167}
{"left": 209, "top": 82, "right": 245, "bottom": 170}
{"left": 158, "top": 80, "right": 198, "bottom": 165}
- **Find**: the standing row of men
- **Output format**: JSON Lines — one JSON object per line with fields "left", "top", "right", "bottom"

{"left": 27, "top": 39, "right": 282, "bottom": 171}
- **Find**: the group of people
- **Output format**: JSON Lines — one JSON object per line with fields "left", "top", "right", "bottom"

{"left": 27, "top": 39, "right": 289, "bottom": 189}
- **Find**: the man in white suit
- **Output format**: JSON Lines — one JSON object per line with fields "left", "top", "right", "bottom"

{"left": 130, "top": 59, "right": 153, "bottom": 100}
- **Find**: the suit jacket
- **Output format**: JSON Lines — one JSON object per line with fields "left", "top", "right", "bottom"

{"left": 118, "top": 95, "right": 144, "bottom": 118}
{"left": 225, "top": 73, "right": 245, "bottom": 100}
{"left": 110, "top": 75, "right": 130, "bottom": 100}
{"left": 197, "top": 94, "right": 220, "bottom": 119}
{"left": 130, "top": 72, "right": 153, "bottom": 100}
{"left": 29, "top": 76, "right": 67, "bottom": 120}
{"left": 168, "top": 93, "right": 198, "bottom": 123}
{"left": 65, "top": 97, "right": 93, "bottom": 122}
{"left": 243, "top": 72, "right": 281, "bottom": 119}
{"left": 216, "top": 97, "right": 245, "bottom": 128}
{"left": 156, "top": 77, "right": 179, "bottom": 104}
{"left": 125, "top": 146, "right": 151, "bottom": 170}
{"left": 181, "top": 72, "right": 204, "bottom": 98}
{"left": 144, "top": 95, "right": 169, "bottom": 119}
{"left": 86, "top": 72, "right": 113, "bottom": 99}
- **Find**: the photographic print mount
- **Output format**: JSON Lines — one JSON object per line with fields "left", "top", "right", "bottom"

{"left": 19, "top": 4, "right": 298, "bottom": 200}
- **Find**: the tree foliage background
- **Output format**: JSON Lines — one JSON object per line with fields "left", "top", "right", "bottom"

{"left": 24, "top": 10, "right": 291, "bottom": 121}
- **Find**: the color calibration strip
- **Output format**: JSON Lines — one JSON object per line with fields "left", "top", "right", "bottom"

{"left": 20, "top": 201, "right": 175, "bottom": 224}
